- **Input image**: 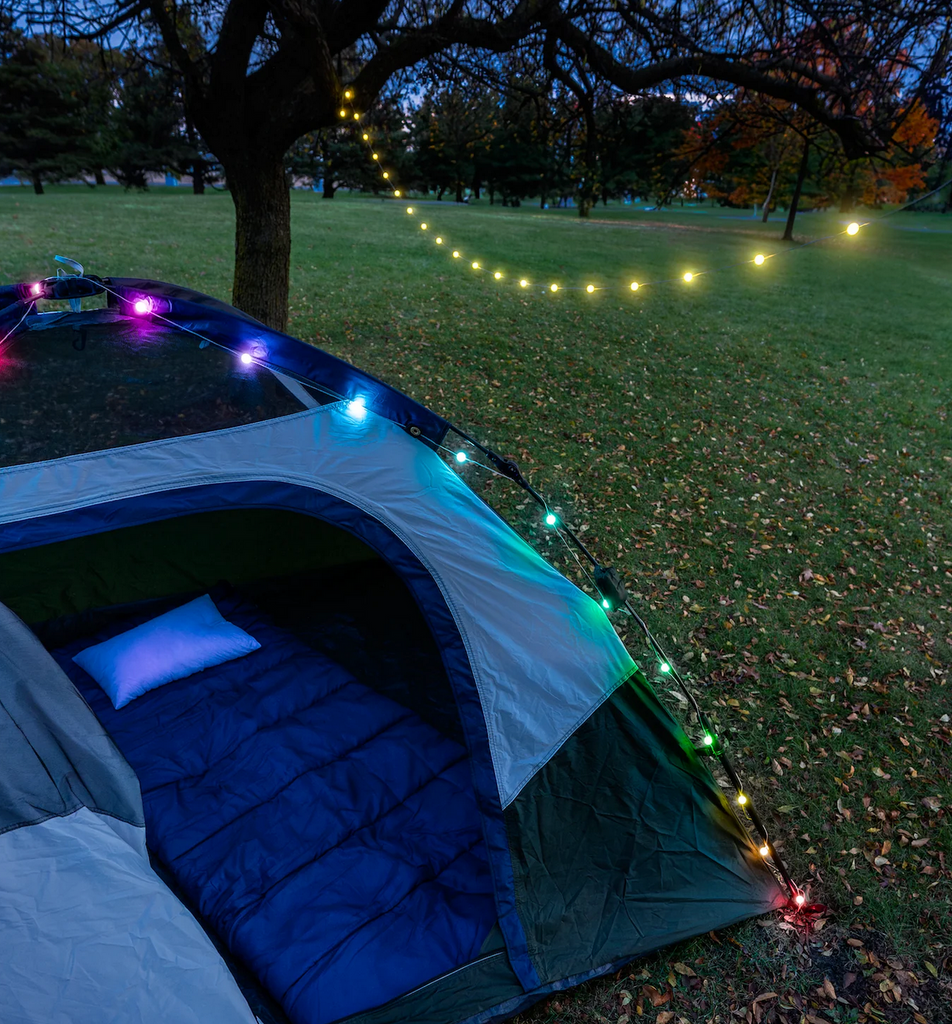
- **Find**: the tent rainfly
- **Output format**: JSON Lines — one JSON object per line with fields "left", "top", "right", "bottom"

{"left": 0, "top": 271, "right": 788, "bottom": 1024}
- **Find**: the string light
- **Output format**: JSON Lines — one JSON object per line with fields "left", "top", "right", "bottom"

{"left": 494, "top": 271, "right": 503, "bottom": 280}
{"left": 630, "top": 281, "right": 639, "bottom": 291}
{"left": 550, "top": 283, "right": 558, "bottom": 292}
{"left": 702, "top": 733, "right": 714, "bottom": 746}
{"left": 353, "top": 112, "right": 360, "bottom": 120}
{"left": 586, "top": 284, "right": 595, "bottom": 293}
{"left": 544, "top": 512, "right": 558, "bottom": 527}
{"left": 30, "top": 282, "right": 42, "bottom": 295}
{"left": 683, "top": 272, "right": 694, "bottom": 283}
{"left": 362, "top": 133, "right": 369, "bottom": 141}
{"left": 420, "top": 223, "right": 427, "bottom": 230}
{"left": 847, "top": 222, "right": 860, "bottom": 235}
{"left": 455, "top": 451, "right": 467, "bottom": 463}
{"left": 339, "top": 109, "right": 347, "bottom": 118}
{"left": 795, "top": 893, "right": 806, "bottom": 906}
{"left": 754, "top": 254, "right": 765, "bottom": 266}
{"left": 659, "top": 662, "right": 671, "bottom": 673}
{"left": 737, "top": 793, "right": 748, "bottom": 806}
{"left": 239, "top": 352, "right": 253, "bottom": 365}
{"left": 132, "top": 296, "right": 154, "bottom": 315}
{"left": 602, "top": 598, "right": 611, "bottom": 609}
{"left": 472, "top": 261, "right": 480, "bottom": 269}
{"left": 394, "top": 189, "right": 401, "bottom": 197}
{"left": 435, "top": 237, "right": 443, "bottom": 244}
{"left": 520, "top": 279, "right": 528, "bottom": 287}
{"left": 406, "top": 207, "right": 413, "bottom": 214}
{"left": 760, "top": 844, "right": 770, "bottom": 857}
{"left": 346, "top": 396, "right": 367, "bottom": 420}
{"left": 453, "top": 250, "right": 460, "bottom": 258}
{"left": 372, "top": 153, "right": 379, "bottom": 161}
{"left": 382, "top": 172, "right": 389, "bottom": 179}
{"left": 344, "top": 89, "right": 353, "bottom": 100}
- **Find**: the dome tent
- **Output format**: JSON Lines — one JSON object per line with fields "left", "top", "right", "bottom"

{"left": 0, "top": 272, "right": 786, "bottom": 1024}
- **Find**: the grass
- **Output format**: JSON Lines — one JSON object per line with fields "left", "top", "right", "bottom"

{"left": 2, "top": 185, "right": 950, "bottom": 1023}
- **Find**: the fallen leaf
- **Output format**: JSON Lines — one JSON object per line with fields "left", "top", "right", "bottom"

{"left": 672, "top": 962, "right": 695, "bottom": 977}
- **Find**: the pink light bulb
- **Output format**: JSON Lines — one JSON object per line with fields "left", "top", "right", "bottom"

{"left": 30, "top": 282, "right": 42, "bottom": 296}
{"left": 795, "top": 893, "right": 805, "bottom": 906}
{"left": 133, "top": 297, "right": 154, "bottom": 315}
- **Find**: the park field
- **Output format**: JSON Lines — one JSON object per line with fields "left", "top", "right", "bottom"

{"left": 1, "top": 186, "right": 950, "bottom": 1023}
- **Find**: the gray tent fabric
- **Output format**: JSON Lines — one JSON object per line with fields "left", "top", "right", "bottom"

{"left": 0, "top": 602, "right": 143, "bottom": 835}
{"left": 0, "top": 602, "right": 258, "bottom": 1024}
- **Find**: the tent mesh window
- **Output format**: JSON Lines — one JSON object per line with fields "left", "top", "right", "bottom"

{"left": 0, "top": 313, "right": 304, "bottom": 468}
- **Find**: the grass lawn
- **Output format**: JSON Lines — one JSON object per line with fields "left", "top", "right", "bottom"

{"left": 1, "top": 185, "right": 950, "bottom": 1023}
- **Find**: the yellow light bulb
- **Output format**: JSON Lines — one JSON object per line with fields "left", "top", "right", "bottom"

{"left": 435, "top": 237, "right": 443, "bottom": 244}
{"left": 393, "top": 189, "right": 401, "bottom": 197}
{"left": 760, "top": 845, "right": 770, "bottom": 857}
{"left": 683, "top": 272, "right": 693, "bottom": 283}
{"left": 339, "top": 109, "right": 347, "bottom": 117}
{"left": 420, "top": 223, "right": 427, "bottom": 230}
{"left": 550, "top": 283, "right": 558, "bottom": 292}
{"left": 630, "top": 281, "right": 639, "bottom": 291}
{"left": 353, "top": 112, "right": 360, "bottom": 120}
{"left": 382, "top": 172, "right": 389, "bottom": 179}
{"left": 519, "top": 279, "right": 528, "bottom": 288}
{"left": 847, "top": 222, "right": 859, "bottom": 235}
{"left": 406, "top": 207, "right": 413, "bottom": 214}
{"left": 472, "top": 261, "right": 480, "bottom": 269}
{"left": 344, "top": 89, "right": 353, "bottom": 100}
{"left": 452, "top": 251, "right": 460, "bottom": 258}
{"left": 754, "top": 254, "right": 765, "bottom": 266}
{"left": 586, "top": 284, "right": 595, "bottom": 293}
{"left": 372, "top": 153, "right": 378, "bottom": 161}
{"left": 362, "top": 133, "right": 369, "bottom": 141}
{"left": 737, "top": 793, "right": 747, "bottom": 805}
{"left": 494, "top": 271, "right": 502, "bottom": 280}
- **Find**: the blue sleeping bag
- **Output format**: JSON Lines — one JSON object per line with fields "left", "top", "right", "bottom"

{"left": 53, "top": 590, "right": 497, "bottom": 1024}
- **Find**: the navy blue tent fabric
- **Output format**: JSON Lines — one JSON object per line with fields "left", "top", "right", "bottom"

{"left": 52, "top": 590, "right": 496, "bottom": 1024}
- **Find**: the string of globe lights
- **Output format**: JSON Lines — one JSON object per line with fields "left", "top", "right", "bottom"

{"left": 337, "top": 95, "right": 952, "bottom": 297}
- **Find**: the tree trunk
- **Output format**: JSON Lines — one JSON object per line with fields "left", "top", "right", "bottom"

{"left": 230, "top": 158, "right": 291, "bottom": 331}
{"left": 192, "top": 160, "right": 206, "bottom": 195}
{"left": 322, "top": 181, "right": 336, "bottom": 198}
{"left": 455, "top": 180, "right": 464, "bottom": 203}
{"left": 761, "top": 168, "right": 778, "bottom": 222}
{"left": 782, "top": 139, "right": 810, "bottom": 242}
{"left": 94, "top": 168, "right": 106, "bottom": 186}
{"left": 31, "top": 172, "right": 44, "bottom": 195}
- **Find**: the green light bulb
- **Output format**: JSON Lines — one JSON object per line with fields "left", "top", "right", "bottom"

{"left": 455, "top": 451, "right": 467, "bottom": 463}
{"left": 703, "top": 734, "right": 714, "bottom": 746}
{"left": 544, "top": 513, "right": 557, "bottom": 527}
{"left": 659, "top": 662, "right": 671, "bottom": 673}
{"left": 602, "top": 599, "right": 611, "bottom": 609}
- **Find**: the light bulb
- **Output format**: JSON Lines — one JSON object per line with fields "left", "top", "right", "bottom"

{"left": 494, "top": 271, "right": 502, "bottom": 280}
{"left": 659, "top": 662, "right": 671, "bottom": 673}
{"left": 132, "top": 296, "right": 154, "bottom": 315}
{"left": 754, "top": 254, "right": 765, "bottom": 266}
{"left": 683, "top": 272, "right": 693, "bottom": 283}
{"left": 406, "top": 207, "right": 413, "bottom": 214}
{"left": 435, "top": 237, "right": 443, "bottom": 244}
{"left": 549, "top": 283, "right": 558, "bottom": 292}
{"left": 630, "top": 281, "right": 639, "bottom": 291}
{"left": 702, "top": 734, "right": 714, "bottom": 746}
{"left": 420, "top": 223, "right": 427, "bottom": 230}
{"left": 362, "top": 133, "right": 369, "bottom": 141}
{"left": 455, "top": 451, "right": 467, "bottom": 463}
{"left": 353, "top": 112, "right": 360, "bottom": 120}
{"left": 346, "top": 396, "right": 367, "bottom": 420}
{"left": 30, "top": 282, "right": 42, "bottom": 295}
{"left": 394, "top": 189, "right": 401, "bottom": 197}
{"left": 544, "top": 513, "right": 558, "bottom": 527}
{"left": 737, "top": 793, "right": 748, "bottom": 806}
{"left": 240, "top": 352, "right": 253, "bottom": 365}
{"left": 344, "top": 89, "right": 353, "bottom": 100}
{"left": 339, "top": 109, "right": 347, "bottom": 117}
{"left": 586, "top": 284, "right": 595, "bottom": 293}
{"left": 452, "top": 251, "right": 460, "bottom": 258}
{"left": 519, "top": 279, "right": 528, "bottom": 288}
{"left": 795, "top": 893, "right": 805, "bottom": 906}
{"left": 847, "top": 222, "right": 859, "bottom": 235}
{"left": 602, "top": 599, "right": 611, "bottom": 609}
{"left": 472, "top": 261, "right": 480, "bottom": 269}
{"left": 372, "top": 153, "right": 378, "bottom": 160}
{"left": 760, "top": 845, "right": 770, "bottom": 857}
{"left": 382, "top": 172, "right": 389, "bottom": 179}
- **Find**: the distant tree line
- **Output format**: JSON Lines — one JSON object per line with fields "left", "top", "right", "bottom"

{"left": 4, "top": 0, "right": 950, "bottom": 329}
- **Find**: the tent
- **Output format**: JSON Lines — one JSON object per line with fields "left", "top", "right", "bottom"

{"left": 0, "top": 272, "right": 786, "bottom": 1024}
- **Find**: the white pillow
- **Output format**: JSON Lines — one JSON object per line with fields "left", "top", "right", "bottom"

{"left": 73, "top": 594, "right": 261, "bottom": 709}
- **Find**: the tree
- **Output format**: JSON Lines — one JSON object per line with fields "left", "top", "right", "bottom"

{"left": 17, "top": 0, "right": 951, "bottom": 329}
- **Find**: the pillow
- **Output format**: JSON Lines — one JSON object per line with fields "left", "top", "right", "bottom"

{"left": 72, "top": 594, "right": 261, "bottom": 709}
